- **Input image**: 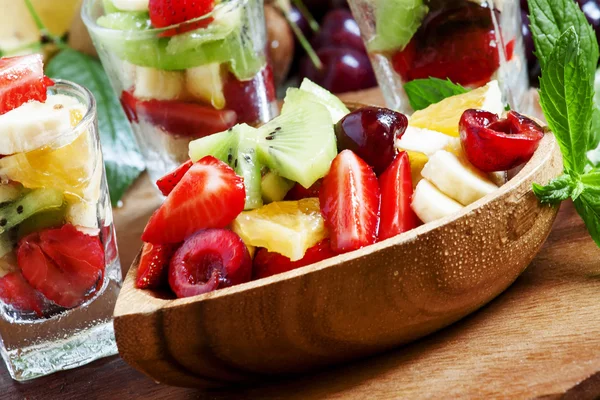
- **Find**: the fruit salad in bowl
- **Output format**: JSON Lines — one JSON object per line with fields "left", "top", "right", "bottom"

{"left": 348, "top": 0, "right": 529, "bottom": 114}
{"left": 82, "top": 0, "right": 278, "bottom": 184}
{"left": 132, "top": 78, "right": 545, "bottom": 298}
{"left": 0, "top": 55, "right": 120, "bottom": 381}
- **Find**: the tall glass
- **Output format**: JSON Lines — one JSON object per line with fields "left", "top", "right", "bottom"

{"left": 348, "top": 0, "right": 529, "bottom": 114}
{"left": 0, "top": 80, "right": 121, "bottom": 381}
{"left": 82, "top": 0, "right": 278, "bottom": 185}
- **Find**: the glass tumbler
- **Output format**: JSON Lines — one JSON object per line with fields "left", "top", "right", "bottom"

{"left": 82, "top": 0, "right": 278, "bottom": 185}
{"left": 0, "top": 80, "right": 121, "bottom": 381}
{"left": 348, "top": 0, "right": 529, "bottom": 114}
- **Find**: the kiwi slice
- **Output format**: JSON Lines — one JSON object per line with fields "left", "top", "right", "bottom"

{"left": 368, "top": 0, "right": 428, "bottom": 53}
{"left": 103, "top": 0, "right": 120, "bottom": 13}
{"left": 0, "top": 183, "right": 24, "bottom": 206}
{"left": 0, "top": 189, "right": 64, "bottom": 235}
{"left": 283, "top": 81, "right": 350, "bottom": 124}
{"left": 255, "top": 100, "right": 337, "bottom": 189}
{"left": 0, "top": 233, "right": 13, "bottom": 259}
{"left": 261, "top": 172, "right": 294, "bottom": 203}
{"left": 17, "top": 204, "right": 67, "bottom": 240}
{"left": 189, "top": 124, "right": 263, "bottom": 210}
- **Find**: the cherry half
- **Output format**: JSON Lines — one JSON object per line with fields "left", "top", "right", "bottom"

{"left": 168, "top": 229, "right": 252, "bottom": 298}
{"left": 459, "top": 109, "right": 544, "bottom": 172}
{"left": 334, "top": 106, "right": 408, "bottom": 175}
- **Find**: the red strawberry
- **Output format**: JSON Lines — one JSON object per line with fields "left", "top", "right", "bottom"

{"left": 0, "top": 272, "right": 45, "bottom": 316}
{"left": 120, "top": 90, "right": 138, "bottom": 123}
{"left": 378, "top": 152, "right": 419, "bottom": 241}
{"left": 253, "top": 239, "right": 336, "bottom": 280}
{"left": 169, "top": 229, "right": 251, "bottom": 298}
{"left": 136, "top": 242, "right": 178, "bottom": 290}
{"left": 149, "top": 0, "right": 215, "bottom": 36}
{"left": 156, "top": 159, "right": 193, "bottom": 196}
{"left": 222, "top": 66, "right": 276, "bottom": 126}
{"left": 284, "top": 179, "right": 323, "bottom": 201}
{"left": 320, "top": 150, "right": 380, "bottom": 253}
{"left": 137, "top": 97, "right": 238, "bottom": 138}
{"left": 142, "top": 156, "right": 245, "bottom": 244}
{"left": 0, "top": 54, "right": 54, "bottom": 115}
{"left": 17, "top": 224, "right": 105, "bottom": 308}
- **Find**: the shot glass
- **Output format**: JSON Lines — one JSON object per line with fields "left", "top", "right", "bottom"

{"left": 0, "top": 80, "right": 121, "bottom": 381}
{"left": 82, "top": 0, "right": 278, "bottom": 185}
{"left": 348, "top": 0, "right": 529, "bottom": 114}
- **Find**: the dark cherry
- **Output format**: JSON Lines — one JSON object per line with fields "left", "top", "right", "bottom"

{"left": 168, "top": 229, "right": 252, "bottom": 298}
{"left": 520, "top": 11, "right": 536, "bottom": 64}
{"left": 577, "top": 0, "right": 600, "bottom": 43}
{"left": 222, "top": 65, "right": 276, "bottom": 126}
{"left": 459, "top": 109, "right": 544, "bottom": 172}
{"left": 299, "top": 47, "right": 377, "bottom": 94}
{"left": 289, "top": 5, "right": 312, "bottom": 41}
{"left": 311, "top": 9, "right": 365, "bottom": 52}
{"left": 334, "top": 107, "right": 408, "bottom": 175}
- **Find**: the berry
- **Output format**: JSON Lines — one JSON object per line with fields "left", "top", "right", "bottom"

{"left": 149, "top": 0, "right": 215, "bottom": 36}
{"left": 156, "top": 159, "right": 193, "bottom": 196}
{"left": 142, "top": 156, "right": 246, "bottom": 244}
{"left": 17, "top": 224, "right": 105, "bottom": 308}
{"left": 222, "top": 66, "right": 276, "bottom": 126}
{"left": 459, "top": 109, "right": 545, "bottom": 172}
{"left": 311, "top": 9, "right": 365, "bottom": 52}
{"left": 169, "top": 229, "right": 251, "bottom": 298}
{"left": 0, "top": 272, "right": 44, "bottom": 316}
{"left": 120, "top": 90, "right": 138, "bottom": 123}
{"left": 136, "top": 242, "right": 179, "bottom": 290}
{"left": 335, "top": 106, "right": 408, "bottom": 175}
{"left": 284, "top": 179, "right": 323, "bottom": 201}
{"left": 378, "top": 152, "right": 419, "bottom": 241}
{"left": 0, "top": 54, "right": 54, "bottom": 116}
{"left": 320, "top": 150, "right": 380, "bottom": 253}
{"left": 253, "top": 239, "right": 336, "bottom": 279}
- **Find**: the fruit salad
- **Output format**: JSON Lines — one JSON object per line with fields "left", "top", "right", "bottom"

{"left": 134, "top": 79, "right": 544, "bottom": 299}
{"left": 82, "top": 0, "right": 278, "bottom": 184}
{"left": 0, "top": 55, "right": 120, "bottom": 380}
{"left": 348, "top": 0, "right": 529, "bottom": 113}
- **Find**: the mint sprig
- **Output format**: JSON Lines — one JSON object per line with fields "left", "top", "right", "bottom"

{"left": 403, "top": 78, "right": 468, "bottom": 111}
{"left": 529, "top": 0, "right": 600, "bottom": 247}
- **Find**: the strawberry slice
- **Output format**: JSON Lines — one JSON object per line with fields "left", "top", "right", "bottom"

{"left": 142, "top": 156, "right": 246, "bottom": 244}
{"left": 319, "top": 150, "right": 380, "bottom": 253}
{"left": 17, "top": 224, "right": 105, "bottom": 308}
{"left": 120, "top": 90, "right": 139, "bottom": 123}
{"left": 0, "top": 272, "right": 45, "bottom": 316}
{"left": 284, "top": 179, "right": 323, "bottom": 201}
{"left": 0, "top": 54, "right": 54, "bottom": 115}
{"left": 253, "top": 239, "right": 337, "bottom": 280}
{"left": 169, "top": 229, "right": 251, "bottom": 298}
{"left": 149, "top": 0, "right": 215, "bottom": 36}
{"left": 378, "top": 151, "right": 419, "bottom": 241}
{"left": 156, "top": 159, "right": 194, "bottom": 196}
{"left": 136, "top": 242, "right": 178, "bottom": 290}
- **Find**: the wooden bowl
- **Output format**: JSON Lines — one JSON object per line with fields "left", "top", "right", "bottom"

{"left": 114, "top": 131, "right": 563, "bottom": 388}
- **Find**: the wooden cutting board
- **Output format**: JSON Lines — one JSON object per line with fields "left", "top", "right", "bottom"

{"left": 0, "top": 88, "right": 598, "bottom": 399}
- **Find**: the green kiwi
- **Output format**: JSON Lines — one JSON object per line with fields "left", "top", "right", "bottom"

{"left": 0, "top": 189, "right": 64, "bottom": 235}
{"left": 102, "top": 0, "right": 121, "bottom": 14}
{"left": 367, "top": 0, "right": 428, "bottom": 53}
{"left": 0, "top": 233, "right": 13, "bottom": 259}
{"left": 0, "top": 183, "right": 25, "bottom": 206}
{"left": 283, "top": 80, "right": 350, "bottom": 123}
{"left": 261, "top": 171, "right": 294, "bottom": 203}
{"left": 255, "top": 99, "right": 337, "bottom": 189}
{"left": 189, "top": 124, "right": 263, "bottom": 210}
{"left": 17, "top": 204, "right": 67, "bottom": 240}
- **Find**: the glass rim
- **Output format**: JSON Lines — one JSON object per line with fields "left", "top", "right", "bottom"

{"left": 50, "top": 79, "right": 96, "bottom": 135}
{"left": 81, "top": 0, "right": 246, "bottom": 39}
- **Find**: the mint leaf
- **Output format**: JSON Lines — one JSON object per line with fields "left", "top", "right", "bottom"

{"left": 403, "top": 78, "right": 468, "bottom": 111}
{"left": 528, "top": 0, "right": 599, "bottom": 74}
{"left": 533, "top": 174, "right": 578, "bottom": 204}
{"left": 539, "top": 28, "right": 594, "bottom": 175}
{"left": 46, "top": 49, "right": 144, "bottom": 206}
{"left": 574, "top": 187, "right": 600, "bottom": 247}
{"left": 368, "top": 0, "right": 428, "bottom": 52}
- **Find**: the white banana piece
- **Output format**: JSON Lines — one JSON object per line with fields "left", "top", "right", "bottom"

{"left": 411, "top": 179, "right": 464, "bottom": 224}
{"left": 134, "top": 66, "right": 185, "bottom": 101}
{"left": 185, "top": 63, "right": 226, "bottom": 109}
{"left": 111, "top": 0, "right": 149, "bottom": 12}
{"left": 396, "top": 126, "right": 462, "bottom": 157}
{"left": 421, "top": 150, "right": 498, "bottom": 206}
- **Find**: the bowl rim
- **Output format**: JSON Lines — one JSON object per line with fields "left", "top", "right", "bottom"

{"left": 118, "top": 127, "right": 559, "bottom": 315}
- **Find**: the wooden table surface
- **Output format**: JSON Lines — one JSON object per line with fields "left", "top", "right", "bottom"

{"left": 1, "top": 89, "right": 599, "bottom": 399}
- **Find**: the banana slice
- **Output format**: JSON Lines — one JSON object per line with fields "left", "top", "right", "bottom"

{"left": 0, "top": 100, "right": 71, "bottom": 155}
{"left": 411, "top": 179, "right": 464, "bottom": 223}
{"left": 396, "top": 126, "right": 462, "bottom": 156}
{"left": 186, "top": 63, "right": 226, "bottom": 109}
{"left": 134, "top": 66, "right": 185, "bottom": 101}
{"left": 111, "top": 0, "right": 149, "bottom": 12}
{"left": 421, "top": 150, "right": 498, "bottom": 206}
{"left": 66, "top": 199, "right": 99, "bottom": 229}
